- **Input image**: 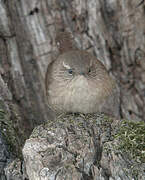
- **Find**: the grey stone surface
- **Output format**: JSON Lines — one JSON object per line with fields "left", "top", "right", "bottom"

{"left": 23, "top": 113, "right": 145, "bottom": 180}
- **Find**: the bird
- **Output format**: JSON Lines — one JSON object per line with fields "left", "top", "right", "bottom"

{"left": 45, "top": 31, "right": 120, "bottom": 118}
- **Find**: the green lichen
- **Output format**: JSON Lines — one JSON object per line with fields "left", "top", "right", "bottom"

{"left": 0, "top": 108, "right": 5, "bottom": 121}
{"left": 0, "top": 100, "right": 23, "bottom": 158}
{"left": 115, "top": 120, "right": 145, "bottom": 163}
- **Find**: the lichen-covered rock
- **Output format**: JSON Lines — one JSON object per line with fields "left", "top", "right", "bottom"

{"left": 0, "top": 132, "right": 11, "bottom": 180}
{"left": 0, "top": 76, "right": 26, "bottom": 159}
{"left": 4, "top": 159, "right": 27, "bottom": 180}
{"left": 23, "top": 113, "right": 145, "bottom": 180}
{"left": 0, "top": 75, "right": 29, "bottom": 179}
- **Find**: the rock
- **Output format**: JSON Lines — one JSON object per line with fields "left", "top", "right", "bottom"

{"left": 0, "top": 132, "right": 11, "bottom": 180}
{"left": 4, "top": 159, "right": 28, "bottom": 180}
{"left": 23, "top": 113, "right": 145, "bottom": 180}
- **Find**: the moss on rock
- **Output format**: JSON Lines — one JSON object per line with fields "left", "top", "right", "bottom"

{"left": 115, "top": 120, "right": 145, "bottom": 163}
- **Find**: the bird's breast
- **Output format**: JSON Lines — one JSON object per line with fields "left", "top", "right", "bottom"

{"left": 48, "top": 75, "right": 110, "bottom": 113}
{"left": 69, "top": 76, "right": 89, "bottom": 91}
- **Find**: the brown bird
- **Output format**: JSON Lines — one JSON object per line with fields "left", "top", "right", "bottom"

{"left": 45, "top": 31, "right": 120, "bottom": 117}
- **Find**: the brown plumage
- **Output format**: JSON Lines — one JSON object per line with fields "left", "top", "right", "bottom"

{"left": 45, "top": 31, "right": 120, "bottom": 117}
